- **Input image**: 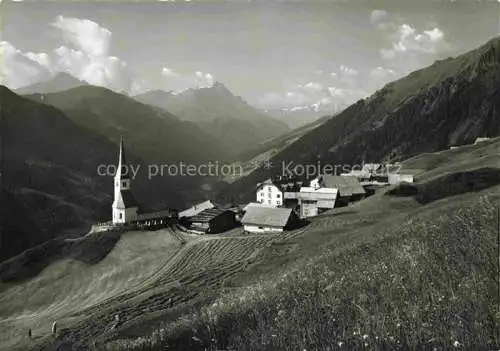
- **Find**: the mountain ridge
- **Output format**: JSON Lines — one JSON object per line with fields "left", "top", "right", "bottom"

{"left": 134, "top": 82, "right": 291, "bottom": 157}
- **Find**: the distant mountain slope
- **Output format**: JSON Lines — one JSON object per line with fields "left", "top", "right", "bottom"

{"left": 25, "top": 85, "right": 229, "bottom": 164}
{"left": 134, "top": 82, "right": 291, "bottom": 156}
{"left": 15, "top": 72, "right": 87, "bottom": 95}
{"left": 265, "top": 106, "right": 335, "bottom": 129}
{"left": 0, "top": 86, "right": 192, "bottom": 262}
{"left": 218, "top": 36, "right": 500, "bottom": 203}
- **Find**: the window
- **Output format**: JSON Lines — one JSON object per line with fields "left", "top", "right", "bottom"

{"left": 122, "top": 181, "right": 127, "bottom": 187}
{"left": 276, "top": 193, "right": 281, "bottom": 198}
{"left": 119, "top": 213, "right": 123, "bottom": 219}
{"left": 268, "top": 193, "right": 271, "bottom": 198}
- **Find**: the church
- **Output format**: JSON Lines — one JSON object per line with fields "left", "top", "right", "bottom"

{"left": 112, "top": 137, "right": 139, "bottom": 225}
{"left": 110, "top": 138, "right": 176, "bottom": 228}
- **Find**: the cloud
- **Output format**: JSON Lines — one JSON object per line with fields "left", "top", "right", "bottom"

{"left": 379, "top": 23, "right": 450, "bottom": 60}
{"left": 50, "top": 16, "right": 132, "bottom": 91}
{"left": 52, "top": 15, "right": 111, "bottom": 58}
{"left": 259, "top": 77, "right": 367, "bottom": 112}
{"left": 0, "top": 16, "right": 132, "bottom": 92}
{"left": 129, "top": 67, "right": 216, "bottom": 94}
{"left": 0, "top": 41, "right": 52, "bottom": 88}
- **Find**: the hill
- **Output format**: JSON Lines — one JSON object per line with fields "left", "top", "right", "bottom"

{"left": 0, "top": 136, "right": 498, "bottom": 350}
{"left": 25, "top": 85, "right": 229, "bottom": 164}
{"left": 0, "top": 86, "right": 193, "bottom": 262}
{"left": 216, "top": 35, "right": 500, "bottom": 203}
{"left": 134, "top": 82, "right": 291, "bottom": 157}
{"left": 15, "top": 73, "right": 87, "bottom": 95}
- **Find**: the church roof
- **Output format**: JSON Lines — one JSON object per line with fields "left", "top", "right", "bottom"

{"left": 115, "top": 189, "right": 139, "bottom": 209}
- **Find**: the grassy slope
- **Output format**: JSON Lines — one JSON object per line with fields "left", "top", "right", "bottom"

{"left": 0, "top": 139, "right": 498, "bottom": 351}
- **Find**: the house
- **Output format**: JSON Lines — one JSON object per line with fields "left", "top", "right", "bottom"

{"left": 310, "top": 175, "right": 365, "bottom": 206}
{"left": 474, "top": 137, "right": 490, "bottom": 144}
{"left": 178, "top": 200, "right": 215, "bottom": 219}
{"left": 362, "top": 163, "right": 382, "bottom": 174}
{"left": 135, "top": 209, "right": 177, "bottom": 229}
{"left": 241, "top": 205, "right": 300, "bottom": 233}
{"left": 284, "top": 187, "right": 338, "bottom": 218}
{"left": 186, "top": 208, "right": 238, "bottom": 234}
{"left": 256, "top": 179, "right": 283, "bottom": 207}
{"left": 388, "top": 174, "right": 414, "bottom": 185}
{"left": 255, "top": 176, "right": 302, "bottom": 207}
{"left": 112, "top": 137, "right": 139, "bottom": 225}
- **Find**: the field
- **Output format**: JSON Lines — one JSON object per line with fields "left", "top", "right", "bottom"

{"left": 0, "top": 138, "right": 499, "bottom": 350}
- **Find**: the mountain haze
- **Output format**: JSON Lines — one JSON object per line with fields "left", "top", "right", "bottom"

{"left": 134, "top": 82, "right": 291, "bottom": 157}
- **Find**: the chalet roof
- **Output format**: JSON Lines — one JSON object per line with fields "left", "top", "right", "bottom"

{"left": 241, "top": 206, "right": 293, "bottom": 227}
{"left": 319, "top": 175, "right": 365, "bottom": 197}
{"left": 189, "top": 208, "right": 231, "bottom": 223}
{"left": 179, "top": 200, "right": 214, "bottom": 218}
{"left": 115, "top": 189, "right": 139, "bottom": 209}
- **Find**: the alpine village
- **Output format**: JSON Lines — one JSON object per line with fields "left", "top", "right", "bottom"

{"left": 1, "top": 3, "right": 500, "bottom": 351}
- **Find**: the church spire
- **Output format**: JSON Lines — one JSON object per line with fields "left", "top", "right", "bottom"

{"left": 116, "top": 136, "right": 130, "bottom": 180}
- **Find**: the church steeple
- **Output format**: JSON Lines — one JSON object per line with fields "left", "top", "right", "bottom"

{"left": 116, "top": 136, "right": 130, "bottom": 180}
{"left": 112, "top": 136, "right": 138, "bottom": 225}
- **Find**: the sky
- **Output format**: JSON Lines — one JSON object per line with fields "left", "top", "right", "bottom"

{"left": 1, "top": 0, "right": 499, "bottom": 111}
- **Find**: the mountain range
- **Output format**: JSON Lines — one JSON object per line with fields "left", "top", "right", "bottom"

{"left": 134, "top": 82, "right": 291, "bottom": 156}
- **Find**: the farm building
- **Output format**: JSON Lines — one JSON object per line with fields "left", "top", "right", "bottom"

{"left": 284, "top": 187, "right": 338, "bottom": 218}
{"left": 135, "top": 209, "right": 177, "bottom": 229}
{"left": 178, "top": 200, "right": 215, "bottom": 218}
{"left": 185, "top": 208, "right": 238, "bottom": 234}
{"left": 241, "top": 205, "right": 300, "bottom": 233}
{"left": 310, "top": 175, "right": 366, "bottom": 205}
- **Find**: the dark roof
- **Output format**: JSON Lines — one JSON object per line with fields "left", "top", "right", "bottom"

{"left": 115, "top": 189, "right": 139, "bottom": 209}
{"left": 189, "top": 208, "right": 232, "bottom": 223}
{"left": 319, "top": 175, "right": 365, "bottom": 196}
{"left": 241, "top": 206, "right": 293, "bottom": 227}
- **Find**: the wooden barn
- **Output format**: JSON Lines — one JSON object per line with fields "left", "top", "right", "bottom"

{"left": 186, "top": 208, "right": 238, "bottom": 234}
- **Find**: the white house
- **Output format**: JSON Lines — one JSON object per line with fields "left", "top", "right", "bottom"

{"left": 241, "top": 205, "right": 299, "bottom": 233}
{"left": 474, "top": 137, "right": 490, "bottom": 145}
{"left": 256, "top": 179, "right": 284, "bottom": 207}
{"left": 388, "top": 174, "right": 414, "bottom": 185}
{"left": 112, "top": 137, "right": 139, "bottom": 225}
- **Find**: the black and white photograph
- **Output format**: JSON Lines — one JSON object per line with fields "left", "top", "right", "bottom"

{"left": 0, "top": 0, "right": 499, "bottom": 350}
